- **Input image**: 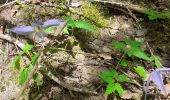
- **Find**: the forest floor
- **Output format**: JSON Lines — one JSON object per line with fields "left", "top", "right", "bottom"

{"left": 0, "top": 0, "right": 170, "bottom": 100}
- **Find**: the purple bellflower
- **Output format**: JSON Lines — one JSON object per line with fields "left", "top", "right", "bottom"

{"left": 10, "top": 19, "right": 65, "bottom": 40}
{"left": 145, "top": 68, "right": 170, "bottom": 100}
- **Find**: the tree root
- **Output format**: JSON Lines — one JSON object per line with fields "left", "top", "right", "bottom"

{"left": 41, "top": 68, "right": 97, "bottom": 95}
{"left": 91, "top": 0, "right": 170, "bottom": 20}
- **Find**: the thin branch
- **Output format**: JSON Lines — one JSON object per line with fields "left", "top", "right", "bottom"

{"left": 43, "top": 69, "right": 97, "bottom": 94}
{"left": 0, "top": 0, "right": 16, "bottom": 11}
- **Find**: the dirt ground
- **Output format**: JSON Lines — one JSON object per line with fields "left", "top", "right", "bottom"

{"left": 0, "top": 0, "right": 170, "bottom": 100}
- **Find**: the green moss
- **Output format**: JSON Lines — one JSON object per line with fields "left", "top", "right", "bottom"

{"left": 81, "top": 2, "right": 109, "bottom": 27}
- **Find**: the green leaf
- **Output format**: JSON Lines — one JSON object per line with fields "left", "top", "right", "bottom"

{"left": 44, "top": 26, "right": 58, "bottom": 33}
{"left": 128, "top": 41, "right": 142, "bottom": 47}
{"left": 150, "top": 55, "right": 162, "bottom": 68}
{"left": 100, "top": 69, "right": 117, "bottom": 84}
{"left": 105, "top": 83, "right": 116, "bottom": 95}
{"left": 118, "top": 75, "right": 127, "bottom": 82}
{"left": 22, "top": 44, "right": 34, "bottom": 52}
{"left": 112, "top": 42, "right": 125, "bottom": 51}
{"left": 33, "top": 73, "right": 43, "bottom": 86}
{"left": 133, "top": 50, "right": 150, "bottom": 60}
{"left": 19, "top": 64, "right": 33, "bottom": 85}
{"left": 63, "top": 26, "right": 69, "bottom": 34}
{"left": 100, "top": 69, "right": 117, "bottom": 78}
{"left": 115, "top": 83, "right": 124, "bottom": 96}
{"left": 120, "top": 59, "right": 129, "bottom": 67}
{"left": 74, "top": 21, "right": 95, "bottom": 32}
{"left": 13, "top": 55, "right": 21, "bottom": 70}
{"left": 64, "top": 17, "right": 75, "bottom": 28}
{"left": 31, "top": 52, "right": 41, "bottom": 65}
{"left": 131, "top": 48, "right": 150, "bottom": 60}
{"left": 134, "top": 66, "right": 148, "bottom": 79}
{"left": 100, "top": 77, "right": 115, "bottom": 84}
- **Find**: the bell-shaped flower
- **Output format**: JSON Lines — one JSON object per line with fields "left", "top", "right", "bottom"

{"left": 43, "top": 19, "right": 65, "bottom": 28}
{"left": 10, "top": 26, "right": 34, "bottom": 36}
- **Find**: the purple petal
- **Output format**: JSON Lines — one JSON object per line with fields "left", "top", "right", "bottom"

{"left": 43, "top": 19, "right": 65, "bottom": 28}
{"left": 34, "top": 31, "right": 48, "bottom": 40}
{"left": 10, "top": 26, "right": 34, "bottom": 35}
{"left": 156, "top": 68, "right": 170, "bottom": 72}
{"left": 33, "top": 20, "right": 44, "bottom": 26}
{"left": 151, "top": 71, "right": 167, "bottom": 96}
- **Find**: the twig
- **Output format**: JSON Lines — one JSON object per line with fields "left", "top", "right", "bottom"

{"left": 0, "top": 33, "right": 25, "bottom": 49}
{"left": 146, "top": 41, "right": 154, "bottom": 56}
{"left": 43, "top": 69, "right": 97, "bottom": 94}
{"left": 0, "top": 0, "right": 16, "bottom": 11}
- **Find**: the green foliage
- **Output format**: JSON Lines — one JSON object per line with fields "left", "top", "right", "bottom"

{"left": 12, "top": 44, "right": 42, "bottom": 86}
{"left": 100, "top": 69, "right": 127, "bottom": 96}
{"left": 64, "top": 17, "right": 95, "bottom": 34}
{"left": 120, "top": 59, "right": 129, "bottom": 67}
{"left": 100, "top": 38, "right": 164, "bottom": 97}
{"left": 33, "top": 73, "right": 43, "bottom": 86}
{"left": 150, "top": 55, "right": 162, "bottom": 68}
{"left": 112, "top": 38, "right": 150, "bottom": 61}
{"left": 31, "top": 51, "right": 41, "bottom": 65}
{"left": 13, "top": 56, "right": 21, "bottom": 70}
{"left": 13, "top": 44, "right": 34, "bottom": 70}
{"left": 81, "top": 2, "right": 109, "bottom": 27}
{"left": 112, "top": 42, "right": 125, "bottom": 51}
{"left": 19, "top": 64, "right": 33, "bottom": 85}
{"left": 144, "top": 9, "right": 170, "bottom": 20}
{"left": 134, "top": 66, "right": 148, "bottom": 79}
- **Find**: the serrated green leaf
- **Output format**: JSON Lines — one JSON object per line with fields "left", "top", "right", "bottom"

{"left": 115, "top": 83, "right": 124, "bottom": 96}
{"left": 131, "top": 48, "right": 150, "bottom": 60}
{"left": 134, "top": 66, "right": 148, "bottom": 79}
{"left": 118, "top": 75, "right": 127, "bottom": 82}
{"left": 19, "top": 64, "right": 33, "bottom": 85}
{"left": 133, "top": 50, "right": 150, "bottom": 60}
{"left": 129, "top": 41, "right": 142, "bottom": 47}
{"left": 112, "top": 42, "right": 125, "bottom": 51}
{"left": 13, "top": 55, "right": 21, "bottom": 70}
{"left": 100, "top": 69, "right": 117, "bottom": 78}
{"left": 31, "top": 52, "right": 41, "bottom": 65}
{"left": 100, "top": 76, "right": 115, "bottom": 84}
{"left": 74, "top": 21, "right": 95, "bottom": 32}
{"left": 120, "top": 59, "right": 129, "bottom": 67}
{"left": 100, "top": 69, "right": 117, "bottom": 84}
{"left": 105, "top": 83, "right": 116, "bottom": 95}
{"left": 44, "top": 26, "right": 58, "bottom": 33}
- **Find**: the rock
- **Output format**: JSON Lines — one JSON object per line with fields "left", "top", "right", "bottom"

{"left": 99, "top": 54, "right": 112, "bottom": 60}
{"left": 75, "top": 54, "right": 85, "bottom": 61}
{"left": 102, "top": 46, "right": 112, "bottom": 53}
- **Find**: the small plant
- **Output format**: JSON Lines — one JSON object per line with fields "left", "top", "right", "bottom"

{"left": 11, "top": 18, "right": 95, "bottom": 86}
{"left": 13, "top": 44, "right": 43, "bottom": 85}
{"left": 144, "top": 8, "right": 170, "bottom": 20}
{"left": 99, "top": 69, "right": 127, "bottom": 96}
{"left": 112, "top": 38, "right": 162, "bottom": 68}
{"left": 145, "top": 68, "right": 170, "bottom": 100}
{"left": 100, "top": 38, "right": 165, "bottom": 97}
{"left": 63, "top": 17, "right": 95, "bottom": 34}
